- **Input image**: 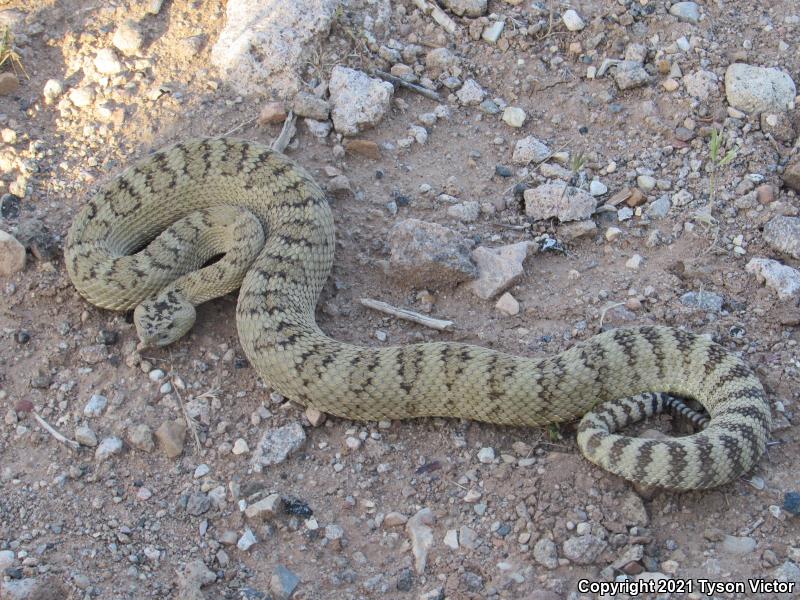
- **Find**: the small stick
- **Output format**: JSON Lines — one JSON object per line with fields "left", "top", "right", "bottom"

{"left": 360, "top": 298, "right": 454, "bottom": 331}
{"left": 271, "top": 110, "right": 297, "bottom": 153}
{"left": 411, "top": 0, "right": 458, "bottom": 34}
{"left": 172, "top": 376, "right": 202, "bottom": 454}
{"left": 32, "top": 412, "right": 80, "bottom": 451}
{"left": 223, "top": 117, "right": 256, "bottom": 137}
{"left": 372, "top": 69, "right": 441, "bottom": 102}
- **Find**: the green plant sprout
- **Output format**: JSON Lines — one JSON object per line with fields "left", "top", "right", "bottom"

{"left": 707, "top": 128, "right": 739, "bottom": 203}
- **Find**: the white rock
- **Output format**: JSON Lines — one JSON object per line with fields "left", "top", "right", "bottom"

{"left": 194, "top": 463, "right": 210, "bottom": 478}
{"left": 605, "top": 227, "right": 622, "bottom": 242}
{"left": 482, "top": 20, "right": 505, "bottom": 43}
{"left": 524, "top": 182, "right": 596, "bottom": 222}
{"left": 512, "top": 136, "right": 551, "bottom": 165}
{"left": 626, "top": 254, "right": 644, "bottom": 270}
{"left": 406, "top": 508, "right": 435, "bottom": 574}
{"left": 669, "top": 1, "right": 700, "bottom": 23}
{"left": 409, "top": 125, "right": 428, "bottom": 144}
{"left": 94, "top": 48, "right": 123, "bottom": 75}
{"left": 456, "top": 79, "right": 486, "bottom": 105}
{"left": 589, "top": 180, "right": 607, "bottom": 196}
{"left": 746, "top": 258, "right": 800, "bottom": 300}
{"left": 495, "top": 292, "right": 520, "bottom": 316}
{"left": 441, "top": 0, "right": 487, "bottom": 17}
{"left": 469, "top": 242, "right": 535, "bottom": 300}
{"left": 69, "top": 85, "right": 95, "bottom": 109}
{"left": 82, "top": 394, "right": 109, "bottom": 419}
{"left": 237, "top": 528, "right": 257, "bottom": 551}
{"left": 721, "top": 535, "right": 757, "bottom": 555}
{"left": 444, "top": 529, "right": 459, "bottom": 549}
{"left": 329, "top": 66, "right": 394, "bottom": 135}
{"left": 211, "top": 0, "right": 340, "bottom": 96}
{"left": 42, "top": 79, "right": 63, "bottom": 104}
{"left": 502, "top": 106, "right": 526, "bottom": 128}
{"left": 112, "top": 19, "right": 144, "bottom": 56}
{"left": 95, "top": 437, "right": 123, "bottom": 462}
{"left": 447, "top": 201, "right": 481, "bottom": 223}
{"left": 562, "top": 9, "right": 585, "bottom": 31}
{"left": 251, "top": 422, "right": 306, "bottom": 467}
{"left": 477, "top": 447, "right": 495, "bottom": 463}
{"left": 725, "top": 63, "right": 796, "bottom": 113}
{"left": 232, "top": 438, "right": 249, "bottom": 454}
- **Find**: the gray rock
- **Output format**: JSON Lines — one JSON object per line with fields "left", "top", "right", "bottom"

{"left": 127, "top": 423, "right": 155, "bottom": 452}
{"left": 407, "top": 508, "right": 435, "bottom": 574}
{"left": 244, "top": 493, "right": 281, "bottom": 521}
{"left": 784, "top": 157, "right": 800, "bottom": 192}
{"left": 447, "top": 201, "right": 481, "bottom": 223}
{"left": 1, "top": 579, "right": 39, "bottom": 600}
{"left": 83, "top": 394, "right": 108, "bottom": 417}
{"left": 614, "top": 61, "right": 651, "bottom": 91}
{"left": 0, "top": 230, "right": 25, "bottom": 276}
{"left": 459, "top": 525, "right": 479, "bottom": 549}
{"left": 293, "top": 92, "right": 330, "bottom": 120}
{"left": 186, "top": 492, "right": 211, "bottom": 516}
{"left": 95, "top": 437, "right": 123, "bottom": 462}
{"left": 533, "top": 538, "right": 558, "bottom": 569}
{"left": 512, "top": 136, "right": 551, "bottom": 165}
{"left": 212, "top": 0, "right": 339, "bottom": 96}
{"left": 386, "top": 218, "right": 477, "bottom": 288}
{"left": 645, "top": 196, "right": 671, "bottom": 219}
{"left": 177, "top": 559, "right": 216, "bottom": 598}
{"left": 669, "top": 2, "right": 700, "bottom": 23}
{"left": 524, "top": 182, "right": 596, "bottom": 222}
{"left": 763, "top": 216, "right": 800, "bottom": 259}
{"left": 725, "top": 63, "right": 796, "bottom": 114}
{"left": 481, "top": 20, "right": 505, "bottom": 44}
{"left": 680, "top": 290, "right": 724, "bottom": 312}
{"left": 329, "top": 66, "right": 393, "bottom": 135}
{"left": 761, "top": 112, "right": 797, "bottom": 144}
{"left": 563, "top": 534, "right": 608, "bottom": 565}
{"left": 441, "top": 0, "right": 486, "bottom": 17}
{"left": 75, "top": 425, "right": 98, "bottom": 447}
{"left": 469, "top": 242, "right": 535, "bottom": 300}
{"left": 112, "top": 19, "right": 144, "bottom": 56}
{"left": 559, "top": 220, "right": 597, "bottom": 240}
{"left": 772, "top": 561, "right": 800, "bottom": 584}
{"left": 721, "top": 535, "right": 756, "bottom": 555}
{"left": 746, "top": 258, "right": 800, "bottom": 300}
{"left": 456, "top": 79, "right": 486, "bottom": 105}
{"left": 462, "top": 571, "right": 484, "bottom": 591}
{"left": 251, "top": 422, "right": 306, "bottom": 467}
{"left": 271, "top": 565, "right": 300, "bottom": 600}
{"left": 619, "top": 491, "right": 649, "bottom": 525}
{"left": 237, "top": 528, "right": 257, "bottom": 551}
{"left": 683, "top": 69, "right": 719, "bottom": 100}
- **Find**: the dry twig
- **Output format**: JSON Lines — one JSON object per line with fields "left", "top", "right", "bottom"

{"left": 32, "top": 412, "right": 80, "bottom": 451}
{"left": 372, "top": 69, "right": 441, "bottom": 101}
{"left": 360, "top": 298, "right": 454, "bottom": 331}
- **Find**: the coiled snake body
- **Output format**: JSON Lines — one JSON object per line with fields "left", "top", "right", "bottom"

{"left": 66, "top": 138, "right": 771, "bottom": 490}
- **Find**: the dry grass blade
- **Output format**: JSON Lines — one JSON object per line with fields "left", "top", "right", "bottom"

{"left": 0, "top": 26, "right": 29, "bottom": 79}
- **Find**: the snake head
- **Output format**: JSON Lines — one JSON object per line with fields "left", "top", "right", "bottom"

{"left": 133, "top": 291, "right": 196, "bottom": 349}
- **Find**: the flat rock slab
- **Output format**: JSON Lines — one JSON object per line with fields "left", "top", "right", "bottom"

{"left": 211, "top": 0, "right": 339, "bottom": 97}
{"left": 524, "top": 182, "right": 596, "bottom": 222}
{"left": 251, "top": 422, "right": 306, "bottom": 467}
{"left": 387, "top": 218, "right": 477, "bottom": 288}
{"left": 468, "top": 241, "right": 535, "bottom": 300}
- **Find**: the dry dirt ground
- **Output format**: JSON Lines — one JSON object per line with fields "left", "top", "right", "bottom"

{"left": 0, "top": 1, "right": 799, "bottom": 599}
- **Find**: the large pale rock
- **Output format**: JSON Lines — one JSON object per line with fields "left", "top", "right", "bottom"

{"left": 562, "top": 534, "right": 607, "bottom": 565}
{"left": 211, "top": 0, "right": 339, "bottom": 97}
{"left": 329, "top": 66, "right": 393, "bottom": 135}
{"left": 763, "top": 216, "right": 800, "bottom": 259}
{"left": 784, "top": 158, "right": 800, "bottom": 192}
{"left": 0, "top": 230, "right": 26, "bottom": 275}
{"left": 725, "top": 64, "right": 796, "bottom": 114}
{"left": 386, "top": 219, "right": 477, "bottom": 288}
{"left": 468, "top": 242, "right": 534, "bottom": 300}
{"left": 746, "top": 258, "right": 800, "bottom": 300}
{"left": 524, "top": 182, "right": 596, "bottom": 222}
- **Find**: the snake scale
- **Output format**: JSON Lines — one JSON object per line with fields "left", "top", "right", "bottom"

{"left": 65, "top": 138, "right": 771, "bottom": 490}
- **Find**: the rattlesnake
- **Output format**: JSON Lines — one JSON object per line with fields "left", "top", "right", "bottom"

{"left": 65, "top": 138, "right": 771, "bottom": 490}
